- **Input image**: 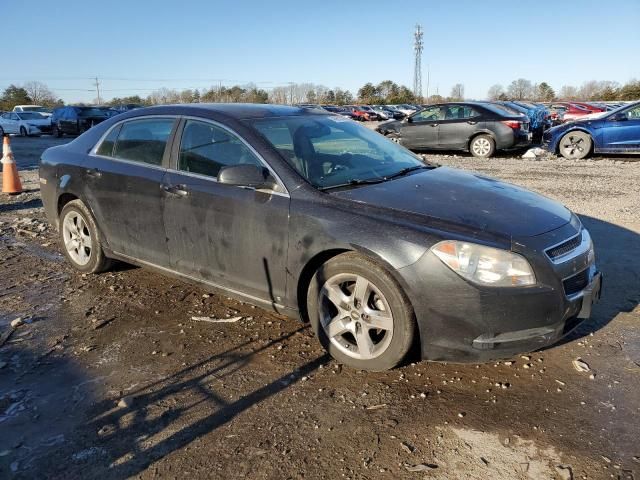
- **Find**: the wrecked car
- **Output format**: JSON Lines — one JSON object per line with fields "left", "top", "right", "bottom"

{"left": 40, "top": 104, "right": 601, "bottom": 371}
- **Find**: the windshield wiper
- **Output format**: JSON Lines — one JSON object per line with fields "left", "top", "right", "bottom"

{"left": 383, "top": 165, "right": 430, "bottom": 180}
{"left": 318, "top": 177, "right": 386, "bottom": 191}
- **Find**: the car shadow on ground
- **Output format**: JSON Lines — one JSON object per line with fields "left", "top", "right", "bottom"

{"left": 544, "top": 214, "right": 640, "bottom": 348}
{"left": 78, "top": 326, "right": 330, "bottom": 478}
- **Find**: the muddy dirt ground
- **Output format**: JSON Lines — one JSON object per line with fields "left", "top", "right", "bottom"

{"left": 1, "top": 135, "right": 639, "bottom": 480}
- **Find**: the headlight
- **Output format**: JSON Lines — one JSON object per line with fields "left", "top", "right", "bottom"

{"left": 431, "top": 240, "right": 536, "bottom": 287}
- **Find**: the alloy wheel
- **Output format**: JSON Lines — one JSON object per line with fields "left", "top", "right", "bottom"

{"left": 318, "top": 273, "right": 394, "bottom": 360}
{"left": 62, "top": 211, "right": 93, "bottom": 266}
{"left": 472, "top": 137, "right": 491, "bottom": 156}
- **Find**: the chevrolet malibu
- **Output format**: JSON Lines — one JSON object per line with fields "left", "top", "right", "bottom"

{"left": 39, "top": 104, "right": 601, "bottom": 371}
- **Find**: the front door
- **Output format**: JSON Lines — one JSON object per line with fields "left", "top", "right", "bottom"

{"left": 602, "top": 105, "right": 640, "bottom": 152}
{"left": 162, "top": 118, "right": 290, "bottom": 304}
{"left": 1, "top": 113, "right": 19, "bottom": 134}
{"left": 400, "top": 106, "right": 443, "bottom": 149}
{"left": 437, "top": 104, "right": 482, "bottom": 149}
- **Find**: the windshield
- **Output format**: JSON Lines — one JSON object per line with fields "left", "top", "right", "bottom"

{"left": 78, "top": 108, "right": 110, "bottom": 117}
{"left": 17, "top": 112, "right": 45, "bottom": 120}
{"left": 20, "top": 106, "right": 47, "bottom": 113}
{"left": 248, "top": 115, "right": 428, "bottom": 189}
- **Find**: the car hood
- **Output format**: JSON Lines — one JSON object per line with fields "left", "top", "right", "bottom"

{"left": 331, "top": 167, "right": 571, "bottom": 238}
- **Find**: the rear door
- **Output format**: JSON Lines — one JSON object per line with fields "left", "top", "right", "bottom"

{"left": 162, "top": 118, "right": 290, "bottom": 303}
{"left": 437, "top": 105, "right": 482, "bottom": 149}
{"left": 602, "top": 105, "right": 640, "bottom": 152}
{"left": 399, "top": 105, "right": 442, "bottom": 148}
{"left": 87, "top": 117, "right": 178, "bottom": 266}
{"left": 1, "top": 113, "right": 18, "bottom": 134}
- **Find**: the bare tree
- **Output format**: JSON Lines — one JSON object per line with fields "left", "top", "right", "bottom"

{"left": 23, "top": 81, "right": 57, "bottom": 106}
{"left": 449, "top": 83, "right": 464, "bottom": 101}
{"left": 487, "top": 84, "right": 505, "bottom": 100}
{"left": 558, "top": 85, "right": 579, "bottom": 100}
{"left": 507, "top": 79, "right": 533, "bottom": 100}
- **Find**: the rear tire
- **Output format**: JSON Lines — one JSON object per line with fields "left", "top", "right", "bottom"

{"left": 470, "top": 134, "right": 495, "bottom": 158}
{"left": 59, "top": 200, "right": 112, "bottom": 274}
{"left": 307, "top": 252, "right": 416, "bottom": 371}
{"left": 0, "top": 127, "right": 4, "bottom": 136}
{"left": 52, "top": 125, "right": 63, "bottom": 138}
{"left": 559, "top": 131, "right": 592, "bottom": 160}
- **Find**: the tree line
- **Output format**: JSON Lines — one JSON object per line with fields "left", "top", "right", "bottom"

{"left": 2, "top": 77, "right": 639, "bottom": 111}
{"left": 487, "top": 78, "right": 640, "bottom": 102}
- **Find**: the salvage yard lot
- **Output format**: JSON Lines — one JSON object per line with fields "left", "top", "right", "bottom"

{"left": 1, "top": 136, "right": 639, "bottom": 479}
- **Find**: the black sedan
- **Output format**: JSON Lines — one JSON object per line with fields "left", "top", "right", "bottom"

{"left": 376, "top": 102, "right": 532, "bottom": 158}
{"left": 51, "top": 106, "right": 115, "bottom": 137}
{"left": 39, "top": 104, "right": 600, "bottom": 371}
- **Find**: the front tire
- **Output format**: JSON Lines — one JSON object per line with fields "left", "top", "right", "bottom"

{"left": 19, "top": 126, "right": 28, "bottom": 137}
{"left": 559, "top": 131, "right": 592, "bottom": 159}
{"left": 59, "top": 200, "right": 112, "bottom": 273}
{"left": 470, "top": 134, "right": 495, "bottom": 158}
{"left": 307, "top": 252, "right": 416, "bottom": 371}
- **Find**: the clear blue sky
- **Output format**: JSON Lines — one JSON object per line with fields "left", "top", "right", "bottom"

{"left": 3, "top": 0, "right": 639, "bottom": 103}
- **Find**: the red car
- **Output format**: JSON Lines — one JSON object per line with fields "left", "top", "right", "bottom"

{"left": 344, "top": 105, "right": 378, "bottom": 121}
{"left": 547, "top": 102, "right": 596, "bottom": 122}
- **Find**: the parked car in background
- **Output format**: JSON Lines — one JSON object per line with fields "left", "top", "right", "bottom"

{"left": 13, "top": 105, "right": 53, "bottom": 117}
{"left": 372, "top": 105, "right": 404, "bottom": 120}
{"left": 112, "top": 103, "right": 144, "bottom": 113}
{"left": 39, "top": 104, "right": 601, "bottom": 371}
{"left": 390, "top": 104, "right": 418, "bottom": 116}
{"left": 545, "top": 102, "right": 594, "bottom": 122}
{"left": 321, "top": 105, "right": 359, "bottom": 120}
{"left": 51, "top": 106, "right": 114, "bottom": 137}
{"left": 495, "top": 101, "right": 550, "bottom": 142}
{"left": 377, "top": 102, "right": 531, "bottom": 158}
{"left": 0, "top": 111, "right": 52, "bottom": 136}
{"left": 356, "top": 105, "right": 380, "bottom": 121}
{"left": 344, "top": 106, "right": 371, "bottom": 121}
{"left": 543, "top": 101, "right": 640, "bottom": 159}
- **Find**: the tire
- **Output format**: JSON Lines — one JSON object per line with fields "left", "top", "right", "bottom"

{"left": 307, "top": 252, "right": 416, "bottom": 371}
{"left": 559, "top": 131, "right": 592, "bottom": 160}
{"left": 470, "top": 134, "right": 496, "bottom": 158}
{"left": 59, "top": 200, "right": 112, "bottom": 274}
{"left": 19, "top": 126, "right": 28, "bottom": 137}
{"left": 52, "top": 125, "right": 63, "bottom": 138}
{"left": 0, "top": 127, "right": 4, "bottom": 136}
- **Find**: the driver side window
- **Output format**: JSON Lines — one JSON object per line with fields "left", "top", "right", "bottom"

{"left": 412, "top": 107, "right": 443, "bottom": 122}
{"left": 625, "top": 106, "right": 640, "bottom": 120}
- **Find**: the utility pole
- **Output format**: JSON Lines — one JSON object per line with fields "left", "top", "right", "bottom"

{"left": 94, "top": 77, "right": 101, "bottom": 105}
{"left": 426, "top": 64, "right": 430, "bottom": 102}
{"left": 413, "top": 24, "right": 423, "bottom": 101}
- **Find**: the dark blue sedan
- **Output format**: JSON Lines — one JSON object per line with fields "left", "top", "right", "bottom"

{"left": 543, "top": 101, "right": 640, "bottom": 159}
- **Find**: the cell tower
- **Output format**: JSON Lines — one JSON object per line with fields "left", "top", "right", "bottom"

{"left": 413, "top": 24, "right": 424, "bottom": 100}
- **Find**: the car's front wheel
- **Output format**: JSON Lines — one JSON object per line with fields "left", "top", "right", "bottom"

{"left": 19, "top": 126, "right": 28, "bottom": 137}
{"left": 559, "top": 131, "right": 592, "bottom": 159}
{"left": 470, "top": 134, "right": 495, "bottom": 158}
{"left": 59, "top": 200, "right": 112, "bottom": 273}
{"left": 307, "top": 252, "right": 416, "bottom": 371}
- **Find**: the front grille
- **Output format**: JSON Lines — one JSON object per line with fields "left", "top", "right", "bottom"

{"left": 563, "top": 269, "right": 589, "bottom": 296}
{"left": 546, "top": 232, "right": 582, "bottom": 260}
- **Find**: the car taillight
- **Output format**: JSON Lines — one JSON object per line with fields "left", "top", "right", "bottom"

{"left": 501, "top": 120, "right": 522, "bottom": 129}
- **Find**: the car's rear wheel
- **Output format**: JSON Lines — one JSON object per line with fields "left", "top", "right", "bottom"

{"left": 307, "top": 252, "right": 416, "bottom": 371}
{"left": 559, "top": 131, "right": 592, "bottom": 159}
{"left": 470, "top": 134, "right": 495, "bottom": 158}
{"left": 59, "top": 200, "right": 112, "bottom": 273}
{"left": 19, "top": 126, "right": 28, "bottom": 137}
{"left": 0, "top": 127, "right": 4, "bottom": 136}
{"left": 52, "top": 125, "right": 63, "bottom": 138}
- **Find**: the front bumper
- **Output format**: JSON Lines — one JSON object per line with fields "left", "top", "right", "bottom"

{"left": 398, "top": 223, "right": 601, "bottom": 362}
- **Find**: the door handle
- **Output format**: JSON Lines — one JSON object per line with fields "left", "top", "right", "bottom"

{"left": 85, "top": 168, "right": 102, "bottom": 178}
{"left": 429, "top": 123, "right": 439, "bottom": 127}
{"left": 161, "top": 183, "right": 189, "bottom": 197}
{"left": 467, "top": 121, "right": 477, "bottom": 125}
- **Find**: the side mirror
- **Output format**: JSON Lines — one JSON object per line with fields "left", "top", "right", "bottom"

{"left": 218, "top": 164, "right": 277, "bottom": 191}
{"left": 610, "top": 112, "right": 627, "bottom": 122}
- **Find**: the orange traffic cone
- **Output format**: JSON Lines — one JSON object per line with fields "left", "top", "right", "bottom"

{"left": 2, "top": 135, "right": 23, "bottom": 195}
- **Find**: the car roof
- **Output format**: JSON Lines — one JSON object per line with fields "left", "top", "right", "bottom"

{"left": 126, "top": 103, "right": 330, "bottom": 120}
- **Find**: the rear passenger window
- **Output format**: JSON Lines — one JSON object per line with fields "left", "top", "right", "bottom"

{"left": 96, "top": 124, "right": 121, "bottom": 157}
{"left": 113, "top": 119, "right": 175, "bottom": 166}
{"left": 178, "top": 120, "right": 262, "bottom": 178}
